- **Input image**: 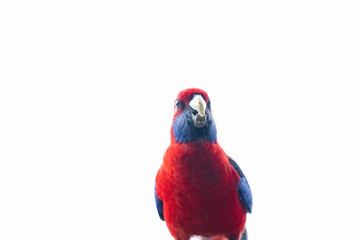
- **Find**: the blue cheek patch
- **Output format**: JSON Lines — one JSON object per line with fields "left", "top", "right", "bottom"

{"left": 172, "top": 109, "right": 217, "bottom": 143}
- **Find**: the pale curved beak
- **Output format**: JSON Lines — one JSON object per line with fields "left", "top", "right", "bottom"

{"left": 189, "top": 95, "right": 207, "bottom": 128}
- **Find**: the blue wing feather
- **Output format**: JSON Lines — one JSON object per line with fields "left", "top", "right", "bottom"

{"left": 154, "top": 184, "right": 164, "bottom": 221}
{"left": 228, "top": 158, "right": 253, "bottom": 213}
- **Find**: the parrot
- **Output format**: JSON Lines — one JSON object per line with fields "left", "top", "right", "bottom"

{"left": 155, "top": 88, "right": 252, "bottom": 240}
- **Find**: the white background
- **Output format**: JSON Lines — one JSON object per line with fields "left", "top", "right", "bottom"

{"left": 1, "top": 1, "right": 359, "bottom": 239}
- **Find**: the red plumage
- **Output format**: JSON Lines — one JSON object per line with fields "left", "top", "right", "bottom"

{"left": 155, "top": 89, "right": 248, "bottom": 240}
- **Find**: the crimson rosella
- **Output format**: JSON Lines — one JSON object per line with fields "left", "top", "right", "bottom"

{"left": 155, "top": 88, "right": 252, "bottom": 240}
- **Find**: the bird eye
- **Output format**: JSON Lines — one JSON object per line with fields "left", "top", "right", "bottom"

{"left": 175, "top": 100, "right": 184, "bottom": 109}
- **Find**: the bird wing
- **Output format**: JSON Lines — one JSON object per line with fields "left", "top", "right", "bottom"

{"left": 228, "top": 157, "right": 253, "bottom": 213}
{"left": 154, "top": 183, "right": 164, "bottom": 221}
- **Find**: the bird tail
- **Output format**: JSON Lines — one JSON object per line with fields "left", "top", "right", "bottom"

{"left": 199, "top": 228, "right": 248, "bottom": 240}
{"left": 199, "top": 236, "right": 227, "bottom": 240}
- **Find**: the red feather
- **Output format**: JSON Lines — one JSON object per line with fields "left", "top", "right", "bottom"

{"left": 156, "top": 142, "right": 246, "bottom": 239}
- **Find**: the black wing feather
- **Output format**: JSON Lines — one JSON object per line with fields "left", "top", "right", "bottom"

{"left": 228, "top": 157, "right": 253, "bottom": 213}
{"left": 154, "top": 184, "right": 164, "bottom": 221}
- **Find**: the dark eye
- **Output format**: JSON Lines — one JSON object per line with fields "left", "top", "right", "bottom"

{"left": 175, "top": 100, "right": 184, "bottom": 109}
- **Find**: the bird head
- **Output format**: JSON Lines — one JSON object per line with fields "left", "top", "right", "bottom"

{"left": 171, "top": 88, "right": 217, "bottom": 143}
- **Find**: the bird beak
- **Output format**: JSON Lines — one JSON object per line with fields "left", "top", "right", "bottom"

{"left": 189, "top": 95, "right": 207, "bottom": 128}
